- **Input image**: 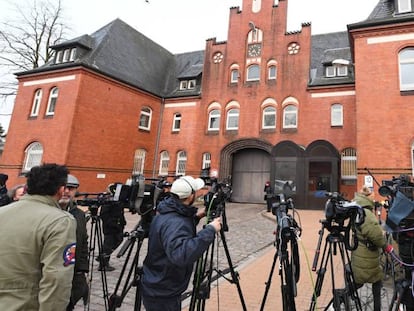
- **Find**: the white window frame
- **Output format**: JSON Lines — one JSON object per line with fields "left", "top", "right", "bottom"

{"left": 399, "top": 48, "right": 414, "bottom": 91}
{"left": 398, "top": 0, "right": 412, "bottom": 13}
{"left": 268, "top": 65, "right": 277, "bottom": 80}
{"left": 179, "top": 80, "right": 188, "bottom": 90}
{"left": 159, "top": 151, "right": 170, "bottom": 176}
{"left": 23, "top": 142, "right": 43, "bottom": 172}
{"left": 132, "top": 149, "right": 146, "bottom": 175}
{"left": 139, "top": 107, "right": 152, "bottom": 131}
{"left": 63, "top": 49, "right": 71, "bottom": 62}
{"left": 262, "top": 106, "right": 276, "bottom": 129}
{"left": 176, "top": 151, "right": 187, "bottom": 175}
{"left": 172, "top": 113, "right": 181, "bottom": 132}
{"left": 226, "top": 109, "right": 239, "bottom": 130}
{"left": 231, "top": 69, "right": 239, "bottom": 83}
{"left": 69, "top": 48, "right": 77, "bottom": 61}
{"left": 341, "top": 148, "right": 357, "bottom": 180}
{"left": 45, "top": 87, "right": 58, "bottom": 116}
{"left": 188, "top": 79, "right": 196, "bottom": 89}
{"left": 326, "top": 66, "right": 336, "bottom": 77}
{"left": 247, "top": 64, "right": 260, "bottom": 81}
{"left": 283, "top": 105, "right": 297, "bottom": 129}
{"left": 337, "top": 65, "right": 348, "bottom": 76}
{"left": 202, "top": 153, "right": 211, "bottom": 170}
{"left": 208, "top": 109, "right": 220, "bottom": 131}
{"left": 55, "top": 50, "right": 63, "bottom": 64}
{"left": 31, "top": 89, "right": 42, "bottom": 117}
{"left": 331, "top": 104, "right": 343, "bottom": 126}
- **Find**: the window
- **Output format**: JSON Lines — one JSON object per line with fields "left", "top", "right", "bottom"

{"left": 231, "top": 69, "right": 239, "bottom": 83}
{"left": 188, "top": 80, "right": 196, "bottom": 89}
{"left": 132, "top": 149, "right": 146, "bottom": 175}
{"left": 179, "top": 81, "right": 187, "bottom": 90}
{"left": 268, "top": 65, "right": 277, "bottom": 80}
{"left": 226, "top": 109, "right": 239, "bottom": 130}
{"left": 208, "top": 109, "right": 220, "bottom": 130}
{"left": 283, "top": 105, "right": 297, "bottom": 128}
{"left": 159, "top": 151, "right": 170, "bottom": 176}
{"left": 399, "top": 48, "right": 414, "bottom": 91}
{"left": 69, "top": 48, "right": 77, "bottom": 61}
{"left": 247, "top": 64, "right": 260, "bottom": 81}
{"left": 139, "top": 107, "right": 152, "bottom": 131}
{"left": 326, "top": 65, "right": 348, "bottom": 77}
{"left": 176, "top": 151, "right": 187, "bottom": 175}
{"left": 23, "top": 142, "right": 43, "bottom": 172}
{"left": 331, "top": 104, "right": 343, "bottom": 126}
{"left": 202, "top": 153, "right": 211, "bottom": 169}
{"left": 262, "top": 106, "right": 276, "bottom": 129}
{"left": 55, "top": 50, "right": 63, "bottom": 64}
{"left": 172, "top": 113, "right": 181, "bottom": 132}
{"left": 63, "top": 49, "right": 71, "bottom": 62}
{"left": 45, "top": 87, "right": 58, "bottom": 116}
{"left": 341, "top": 148, "right": 357, "bottom": 181}
{"left": 31, "top": 89, "right": 42, "bottom": 117}
{"left": 398, "top": 0, "right": 412, "bottom": 13}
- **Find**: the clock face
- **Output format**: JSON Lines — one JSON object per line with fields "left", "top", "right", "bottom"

{"left": 247, "top": 44, "right": 262, "bottom": 57}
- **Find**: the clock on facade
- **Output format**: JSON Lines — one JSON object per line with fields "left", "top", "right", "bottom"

{"left": 247, "top": 43, "right": 262, "bottom": 57}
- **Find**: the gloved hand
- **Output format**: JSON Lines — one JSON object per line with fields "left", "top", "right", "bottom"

{"left": 383, "top": 244, "right": 394, "bottom": 254}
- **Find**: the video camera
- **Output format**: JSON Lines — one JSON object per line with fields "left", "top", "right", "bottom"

{"left": 323, "top": 191, "right": 365, "bottom": 228}
{"left": 76, "top": 175, "right": 169, "bottom": 232}
{"left": 378, "top": 174, "right": 414, "bottom": 230}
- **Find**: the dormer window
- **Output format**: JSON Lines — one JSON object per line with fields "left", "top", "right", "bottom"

{"left": 54, "top": 47, "right": 77, "bottom": 64}
{"left": 179, "top": 79, "right": 196, "bottom": 90}
{"left": 325, "top": 64, "right": 348, "bottom": 78}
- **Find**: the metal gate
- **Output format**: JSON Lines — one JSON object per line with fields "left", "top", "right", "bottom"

{"left": 231, "top": 149, "right": 271, "bottom": 203}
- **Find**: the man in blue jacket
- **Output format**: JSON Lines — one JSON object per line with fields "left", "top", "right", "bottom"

{"left": 142, "top": 175, "right": 221, "bottom": 311}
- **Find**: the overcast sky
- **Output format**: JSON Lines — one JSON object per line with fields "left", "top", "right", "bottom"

{"left": 0, "top": 0, "right": 380, "bottom": 130}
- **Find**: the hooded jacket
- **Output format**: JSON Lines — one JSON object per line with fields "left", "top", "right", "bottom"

{"left": 141, "top": 195, "right": 216, "bottom": 298}
{"left": 351, "top": 193, "right": 386, "bottom": 284}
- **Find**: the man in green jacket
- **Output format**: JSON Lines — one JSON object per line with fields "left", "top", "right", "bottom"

{"left": 0, "top": 163, "right": 77, "bottom": 311}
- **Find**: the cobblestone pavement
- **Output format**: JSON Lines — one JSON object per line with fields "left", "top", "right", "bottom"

{"left": 74, "top": 202, "right": 399, "bottom": 311}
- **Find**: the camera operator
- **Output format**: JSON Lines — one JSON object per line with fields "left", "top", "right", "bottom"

{"left": 141, "top": 175, "right": 221, "bottom": 311}
{"left": 58, "top": 174, "right": 89, "bottom": 310}
{"left": 351, "top": 185, "right": 390, "bottom": 311}
{"left": 98, "top": 183, "right": 127, "bottom": 271}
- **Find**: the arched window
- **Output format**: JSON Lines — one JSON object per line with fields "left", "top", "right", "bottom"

{"left": 331, "top": 104, "right": 343, "bottom": 126}
{"left": 399, "top": 48, "right": 414, "bottom": 91}
{"left": 247, "top": 64, "right": 260, "bottom": 81}
{"left": 226, "top": 109, "right": 239, "bottom": 130}
{"left": 172, "top": 113, "right": 181, "bottom": 132}
{"left": 202, "top": 153, "right": 211, "bottom": 169}
{"left": 45, "top": 87, "right": 58, "bottom": 116}
{"left": 132, "top": 149, "right": 146, "bottom": 175}
{"left": 23, "top": 142, "right": 43, "bottom": 172}
{"left": 268, "top": 65, "right": 277, "bottom": 80}
{"left": 31, "top": 89, "right": 42, "bottom": 117}
{"left": 176, "top": 151, "right": 187, "bottom": 175}
{"left": 262, "top": 106, "right": 276, "bottom": 129}
{"left": 139, "top": 107, "right": 152, "bottom": 131}
{"left": 159, "top": 151, "right": 170, "bottom": 176}
{"left": 231, "top": 69, "right": 239, "bottom": 83}
{"left": 283, "top": 105, "right": 297, "bottom": 128}
{"left": 208, "top": 109, "right": 220, "bottom": 131}
{"left": 341, "top": 148, "right": 357, "bottom": 182}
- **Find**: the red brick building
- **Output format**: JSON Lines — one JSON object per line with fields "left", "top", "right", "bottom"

{"left": 1, "top": 0, "right": 414, "bottom": 208}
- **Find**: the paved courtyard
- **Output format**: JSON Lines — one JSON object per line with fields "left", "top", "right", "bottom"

{"left": 75, "top": 202, "right": 399, "bottom": 311}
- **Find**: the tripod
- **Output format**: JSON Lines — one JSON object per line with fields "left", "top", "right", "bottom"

{"left": 108, "top": 221, "right": 147, "bottom": 311}
{"left": 189, "top": 194, "right": 247, "bottom": 311}
{"left": 310, "top": 220, "right": 362, "bottom": 311}
{"left": 260, "top": 197, "right": 301, "bottom": 311}
{"left": 87, "top": 205, "right": 110, "bottom": 311}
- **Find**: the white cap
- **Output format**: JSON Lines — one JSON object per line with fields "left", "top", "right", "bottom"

{"left": 171, "top": 176, "right": 205, "bottom": 199}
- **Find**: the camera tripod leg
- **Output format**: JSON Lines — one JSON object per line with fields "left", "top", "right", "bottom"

{"left": 88, "top": 216, "right": 110, "bottom": 311}
{"left": 259, "top": 249, "right": 279, "bottom": 311}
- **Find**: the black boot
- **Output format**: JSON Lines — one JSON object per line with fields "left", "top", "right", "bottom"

{"left": 97, "top": 254, "right": 115, "bottom": 271}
